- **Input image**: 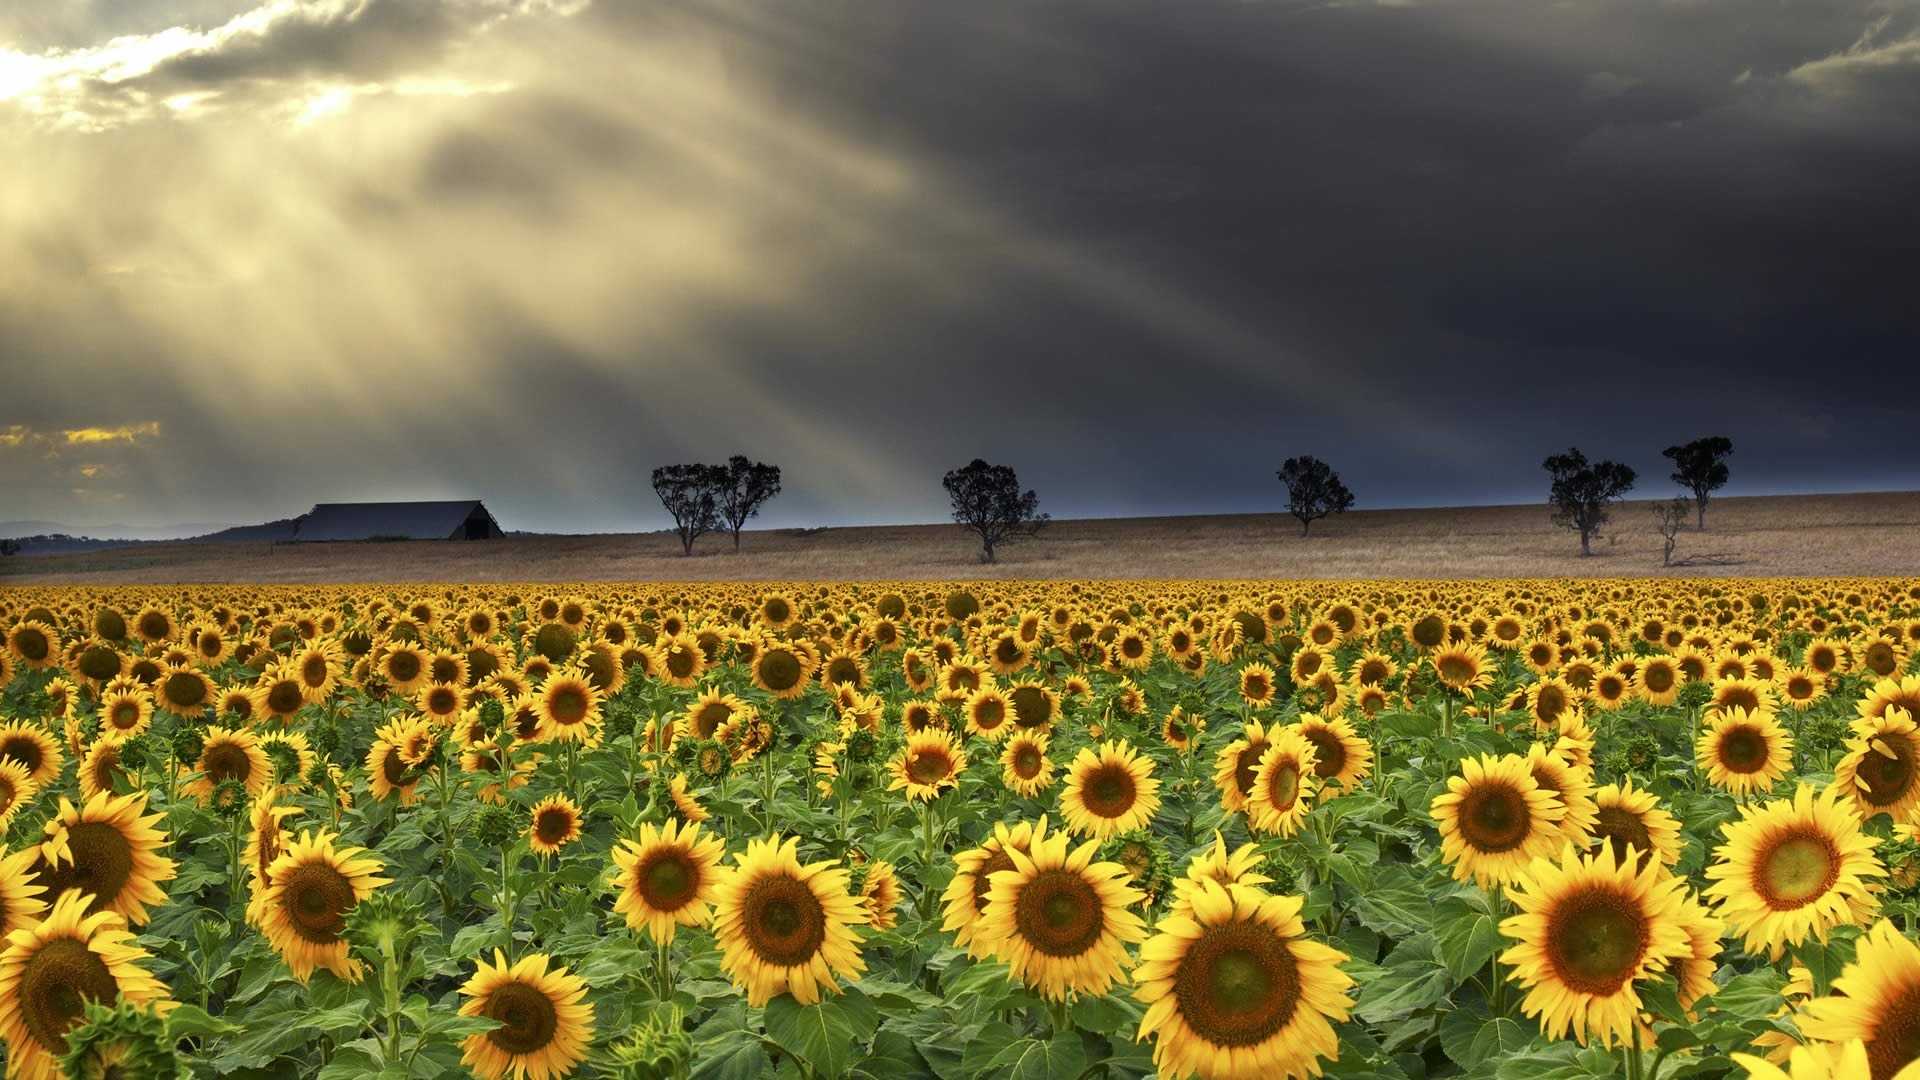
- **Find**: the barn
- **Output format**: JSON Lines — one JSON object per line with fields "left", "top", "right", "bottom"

{"left": 292, "top": 501, "right": 504, "bottom": 542}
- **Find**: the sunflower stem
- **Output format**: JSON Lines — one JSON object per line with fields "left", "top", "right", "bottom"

{"left": 920, "top": 798, "right": 941, "bottom": 919}
{"left": 1048, "top": 997, "right": 1073, "bottom": 1036}
{"left": 1625, "top": 1025, "right": 1645, "bottom": 1080}
{"left": 655, "top": 935, "right": 674, "bottom": 1002}
{"left": 500, "top": 842, "right": 517, "bottom": 960}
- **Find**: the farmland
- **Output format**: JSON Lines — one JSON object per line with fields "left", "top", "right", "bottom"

{"left": 0, "top": 577, "right": 1918, "bottom": 1078}
{"left": 8, "top": 491, "right": 1920, "bottom": 585}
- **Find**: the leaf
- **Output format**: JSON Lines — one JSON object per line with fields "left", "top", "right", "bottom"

{"left": 1792, "top": 935, "right": 1856, "bottom": 997}
{"left": 1439, "top": 1012, "right": 1530, "bottom": 1070}
{"left": 961, "top": 1022, "right": 1022, "bottom": 1078}
{"left": 692, "top": 1028, "right": 769, "bottom": 1080}
{"left": 316, "top": 1046, "right": 384, "bottom": 1080}
{"left": 1354, "top": 934, "right": 1451, "bottom": 1024}
{"left": 981, "top": 1031, "right": 1089, "bottom": 1080}
{"left": 165, "top": 1003, "right": 244, "bottom": 1038}
{"left": 296, "top": 999, "right": 373, "bottom": 1035}
{"left": 1434, "top": 894, "right": 1501, "bottom": 982}
{"left": 1071, "top": 990, "right": 1144, "bottom": 1035}
{"left": 764, "top": 994, "right": 858, "bottom": 1078}
{"left": 852, "top": 1028, "right": 935, "bottom": 1080}
{"left": 1349, "top": 866, "right": 1435, "bottom": 937}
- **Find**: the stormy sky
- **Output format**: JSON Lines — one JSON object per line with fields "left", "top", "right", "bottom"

{"left": 3, "top": 0, "right": 1917, "bottom": 535}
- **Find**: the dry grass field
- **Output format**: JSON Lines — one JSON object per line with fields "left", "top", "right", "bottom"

{"left": 5, "top": 491, "right": 1917, "bottom": 584}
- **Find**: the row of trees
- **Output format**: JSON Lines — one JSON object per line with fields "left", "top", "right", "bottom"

{"left": 650, "top": 437, "right": 1733, "bottom": 563}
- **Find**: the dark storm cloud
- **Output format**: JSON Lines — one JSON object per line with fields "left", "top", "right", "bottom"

{"left": 3, "top": 0, "right": 1917, "bottom": 534}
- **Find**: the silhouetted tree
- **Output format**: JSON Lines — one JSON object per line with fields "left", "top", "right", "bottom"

{"left": 0, "top": 539, "right": 17, "bottom": 557}
{"left": 1544, "top": 448, "right": 1637, "bottom": 556}
{"left": 1662, "top": 436, "right": 1733, "bottom": 530}
{"left": 652, "top": 463, "right": 725, "bottom": 556}
{"left": 1277, "top": 456, "right": 1356, "bottom": 536}
{"left": 1651, "top": 498, "right": 1689, "bottom": 567}
{"left": 944, "top": 459, "right": 1048, "bottom": 564}
{"left": 716, "top": 456, "right": 782, "bottom": 552}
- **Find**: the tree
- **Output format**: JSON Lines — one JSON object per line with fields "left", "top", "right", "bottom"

{"left": 1543, "top": 447, "right": 1637, "bottom": 556}
{"left": 1662, "top": 436, "right": 1733, "bottom": 530}
{"left": 1651, "top": 498, "right": 1689, "bottom": 567}
{"left": 0, "top": 539, "right": 17, "bottom": 557}
{"left": 652, "top": 463, "right": 725, "bottom": 557}
{"left": 943, "top": 459, "right": 1048, "bottom": 564}
{"left": 715, "top": 456, "right": 782, "bottom": 552}
{"left": 1276, "top": 456, "right": 1355, "bottom": 536}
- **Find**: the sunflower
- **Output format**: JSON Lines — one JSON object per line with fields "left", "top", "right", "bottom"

{"left": 0, "top": 846, "right": 47, "bottom": 942}
{"left": 667, "top": 774, "right": 711, "bottom": 824}
{"left": 0, "top": 890, "right": 172, "bottom": 1080}
{"left": 1590, "top": 778, "right": 1684, "bottom": 872}
{"left": 257, "top": 829, "right": 389, "bottom": 983}
{"left": 1696, "top": 707, "right": 1795, "bottom": 797}
{"left": 684, "top": 688, "right": 745, "bottom": 741}
{"left": 510, "top": 795, "right": 581, "bottom": 860}
{"left": 0, "top": 722, "right": 62, "bottom": 789}
{"left": 1779, "top": 668, "right": 1826, "bottom": 711}
{"left": 291, "top": 643, "right": 342, "bottom": 704}
{"left": 1213, "top": 721, "right": 1273, "bottom": 814}
{"left": 1796, "top": 919, "right": 1920, "bottom": 1079}
{"left": 1709, "top": 677, "right": 1779, "bottom": 719}
{"left": 751, "top": 643, "right": 815, "bottom": 700}
{"left": 1237, "top": 664, "right": 1279, "bottom": 710}
{"left": 1555, "top": 713, "right": 1597, "bottom": 773}
{"left": 1432, "top": 753, "right": 1567, "bottom": 887}
{"left": 1006, "top": 681, "right": 1059, "bottom": 731}
{"left": 181, "top": 726, "right": 272, "bottom": 805}
{"left": 76, "top": 741, "right": 130, "bottom": 803}
{"left": 31, "top": 792, "right": 175, "bottom": 927}
{"left": 1245, "top": 730, "right": 1319, "bottom": 838}
{"left": 888, "top": 730, "right": 967, "bottom": 803}
{"left": 953, "top": 687, "right": 1011, "bottom": 742}
{"left": 366, "top": 716, "right": 431, "bottom": 805}
{"left": 377, "top": 643, "right": 432, "bottom": 696}
{"left": 1635, "top": 657, "right": 1683, "bottom": 706}
{"left": 1001, "top": 730, "right": 1056, "bottom": 797}
{"left": 1703, "top": 783, "right": 1885, "bottom": 958}
{"left": 457, "top": 950, "right": 594, "bottom": 1080}
{"left": 0, "top": 761, "right": 39, "bottom": 832}
{"left": 1833, "top": 708, "right": 1920, "bottom": 824}
{"left": 1293, "top": 714, "right": 1372, "bottom": 798}
{"left": 1061, "top": 741, "right": 1161, "bottom": 840}
{"left": 858, "top": 860, "right": 901, "bottom": 931}
{"left": 1734, "top": 1042, "right": 1913, "bottom": 1080}
{"left": 1525, "top": 676, "right": 1579, "bottom": 730}
{"left": 253, "top": 664, "right": 307, "bottom": 724}
{"left": 1858, "top": 676, "right": 1920, "bottom": 726}
{"left": 1134, "top": 880, "right": 1354, "bottom": 1080}
{"left": 1498, "top": 842, "right": 1693, "bottom": 1048}
{"left": 942, "top": 818, "right": 1050, "bottom": 958}
{"left": 5, "top": 621, "right": 59, "bottom": 672}
{"left": 1167, "top": 832, "right": 1273, "bottom": 920}
{"left": 1430, "top": 643, "right": 1494, "bottom": 695}
{"left": 535, "top": 671, "right": 602, "bottom": 746}
{"left": 654, "top": 633, "right": 705, "bottom": 690}
{"left": 1524, "top": 743, "right": 1599, "bottom": 846}
{"left": 1673, "top": 893, "right": 1725, "bottom": 1015}
{"left": 711, "top": 835, "right": 867, "bottom": 1006}
{"left": 242, "top": 792, "right": 302, "bottom": 925}
{"left": 980, "top": 828, "right": 1147, "bottom": 1001}
{"left": 152, "top": 665, "right": 214, "bottom": 718}
{"left": 415, "top": 681, "right": 467, "bottom": 726}
{"left": 608, "top": 818, "right": 725, "bottom": 946}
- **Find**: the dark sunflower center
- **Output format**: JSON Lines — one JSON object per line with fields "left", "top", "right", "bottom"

{"left": 1865, "top": 983, "right": 1920, "bottom": 1080}
{"left": 138, "top": 613, "right": 169, "bottom": 639}
{"left": 380, "top": 747, "right": 412, "bottom": 786}
{"left": 1865, "top": 643, "right": 1899, "bottom": 677}
{"left": 267, "top": 681, "right": 304, "bottom": 715}
{"left": 1304, "top": 731, "right": 1345, "bottom": 779}
{"left": 204, "top": 742, "right": 251, "bottom": 783}
{"left": 1014, "top": 747, "right": 1043, "bottom": 778}
{"left": 1414, "top": 618, "right": 1445, "bottom": 648}
{"left": 1243, "top": 675, "right": 1269, "bottom": 699}
{"left": 163, "top": 672, "right": 207, "bottom": 708}
{"left": 1860, "top": 735, "right": 1917, "bottom": 810}
{"left": 1360, "top": 660, "right": 1388, "bottom": 685}
{"left": 1459, "top": 782, "right": 1530, "bottom": 853}
{"left": 1592, "top": 807, "right": 1654, "bottom": 869}
{"left": 694, "top": 703, "right": 730, "bottom": 739}
{"left": 1718, "top": 727, "right": 1770, "bottom": 772}
{"left": 549, "top": 688, "right": 588, "bottom": 725}
{"left": 427, "top": 688, "right": 459, "bottom": 715}
{"left": 79, "top": 647, "right": 122, "bottom": 682}
{"left": 11, "top": 629, "right": 53, "bottom": 662}
{"left": 1756, "top": 831, "right": 1840, "bottom": 909}
{"left": 1545, "top": 888, "right": 1648, "bottom": 995}
{"left": 301, "top": 656, "right": 327, "bottom": 687}
{"left": 1718, "top": 689, "right": 1761, "bottom": 713}
{"left": 33, "top": 822, "right": 134, "bottom": 915}
{"left": 639, "top": 851, "right": 698, "bottom": 911}
{"left": 281, "top": 862, "right": 356, "bottom": 945}
{"left": 19, "top": 937, "right": 120, "bottom": 1055}
{"left": 484, "top": 981, "right": 560, "bottom": 1056}
{"left": 741, "top": 875, "right": 828, "bottom": 967}
{"left": 1015, "top": 868, "right": 1104, "bottom": 958}
{"left": 1083, "top": 765, "right": 1136, "bottom": 818}
{"left": 668, "top": 650, "right": 698, "bottom": 679}
{"left": 2, "top": 737, "right": 44, "bottom": 776}
{"left": 908, "top": 749, "right": 952, "bottom": 785}
{"left": 1234, "top": 742, "right": 1267, "bottom": 797}
{"left": 974, "top": 699, "right": 1005, "bottom": 730}
{"left": 1645, "top": 666, "right": 1674, "bottom": 693}
{"left": 1266, "top": 761, "right": 1301, "bottom": 811}
{"left": 386, "top": 653, "right": 422, "bottom": 683}
{"left": 1438, "top": 657, "right": 1471, "bottom": 684}
{"left": 534, "top": 808, "right": 574, "bottom": 845}
{"left": 1010, "top": 687, "right": 1051, "bottom": 728}
{"left": 1535, "top": 688, "right": 1566, "bottom": 721}
{"left": 1172, "top": 920, "right": 1302, "bottom": 1048}
{"left": 759, "top": 651, "right": 802, "bottom": 691}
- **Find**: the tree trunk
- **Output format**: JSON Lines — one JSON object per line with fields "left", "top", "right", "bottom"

{"left": 733, "top": 529, "right": 742, "bottom": 551}
{"left": 1580, "top": 530, "right": 1592, "bottom": 556}
{"left": 1697, "top": 502, "right": 1706, "bottom": 531}
{"left": 1300, "top": 518, "right": 1311, "bottom": 537}
{"left": 981, "top": 541, "right": 996, "bottom": 564}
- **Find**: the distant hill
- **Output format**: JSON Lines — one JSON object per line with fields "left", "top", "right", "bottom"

{"left": 1, "top": 517, "right": 304, "bottom": 555}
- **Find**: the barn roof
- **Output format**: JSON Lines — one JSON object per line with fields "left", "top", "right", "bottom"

{"left": 294, "top": 500, "right": 499, "bottom": 542}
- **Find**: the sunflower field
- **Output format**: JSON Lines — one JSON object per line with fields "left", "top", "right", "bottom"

{"left": 1, "top": 579, "right": 1919, "bottom": 1080}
